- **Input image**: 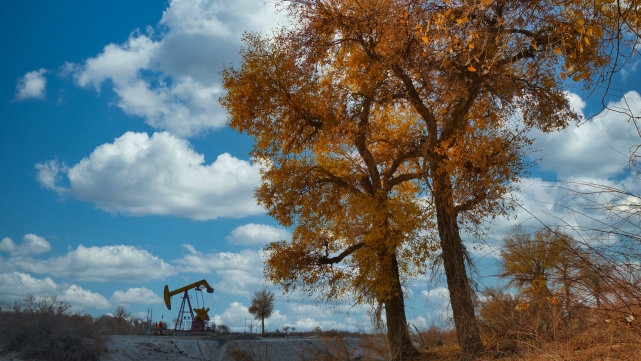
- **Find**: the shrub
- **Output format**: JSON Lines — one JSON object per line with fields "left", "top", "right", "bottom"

{"left": 0, "top": 296, "right": 106, "bottom": 361}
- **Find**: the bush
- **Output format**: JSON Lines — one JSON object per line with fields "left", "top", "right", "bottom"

{"left": 0, "top": 296, "right": 106, "bottom": 361}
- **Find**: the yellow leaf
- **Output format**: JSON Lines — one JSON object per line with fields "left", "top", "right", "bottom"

{"left": 468, "top": 66, "right": 477, "bottom": 72}
{"left": 586, "top": 26, "right": 594, "bottom": 37}
{"left": 421, "top": 36, "right": 429, "bottom": 44}
{"left": 481, "top": 0, "right": 494, "bottom": 6}
{"left": 553, "top": 48, "right": 561, "bottom": 55}
{"left": 584, "top": 37, "right": 590, "bottom": 45}
{"left": 560, "top": 72, "right": 567, "bottom": 80}
{"left": 457, "top": 17, "right": 469, "bottom": 24}
{"left": 403, "top": 11, "right": 408, "bottom": 18}
{"left": 468, "top": 44, "right": 475, "bottom": 49}
{"left": 572, "top": 75, "right": 581, "bottom": 81}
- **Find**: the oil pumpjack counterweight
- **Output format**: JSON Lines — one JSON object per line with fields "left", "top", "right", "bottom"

{"left": 163, "top": 279, "right": 214, "bottom": 332}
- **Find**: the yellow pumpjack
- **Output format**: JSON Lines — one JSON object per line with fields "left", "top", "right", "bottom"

{"left": 163, "top": 279, "right": 214, "bottom": 332}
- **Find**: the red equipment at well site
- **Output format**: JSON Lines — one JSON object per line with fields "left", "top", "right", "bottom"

{"left": 163, "top": 279, "right": 214, "bottom": 332}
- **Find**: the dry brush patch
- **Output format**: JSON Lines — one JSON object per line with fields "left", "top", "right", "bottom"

{"left": 0, "top": 296, "right": 107, "bottom": 361}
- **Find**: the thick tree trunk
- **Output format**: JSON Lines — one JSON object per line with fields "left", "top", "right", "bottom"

{"left": 384, "top": 255, "right": 420, "bottom": 361}
{"left": 261, "top": 317, "right": 265, "bottom": 336}
{"left": 434, "top": 173, "right": 484, "bottom": 359}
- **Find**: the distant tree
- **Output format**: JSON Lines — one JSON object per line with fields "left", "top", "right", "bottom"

{"left": 248, "top": 289, "right": 275, "bottom": 336}
{"left": 218, "top": 324, "right": 230, "bottom": 334}
{"left": 114, "top": 305, "right": 130, "bottom": 335}
{"left": 94, "top": 314, "right": 116, "bottom": 335}
{"left": 500, "top": 227, "right": 584, "bottom": 317}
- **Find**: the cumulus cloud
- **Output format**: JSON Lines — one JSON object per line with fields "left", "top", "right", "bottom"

{"left": 0, "top": 234, "right": 51, "bottom": 256}
{"left": 14, "top": 69, "right": 47, "bottom": 101}
{"left": 61, "top": 285, "right": 111, "bottom": 309}
{"left": 532, "top": 91, "right": 641, "bottom": 179}
{"left": 283, "top": 302, "right": 372, "bottom": 331}
{"left": 462, "top": 90, "right": 641, "bottom": 262}
{"left": 175, "top": 245, "right": 265, "bottom": 296}
{"left": 68, "top": 0, "right": 285, "bottom": 136}
{"left": 0, "top": 272, "right": 58, "bottom": 302}
{"left": 0, "top": 238, "right": 15, "bottom": 253}
{"left": 0, "top": 272, "right": 110, "bottom": 310}
{"left": 418, "top": 287, "right": 453, "bottom": 325}
{"left": 226, "top": 224, "right": 291, "bottom": 246}
{"left": 35, "top": 160, "right": 67, "bottom": 192}
{"left": 14, "top": 245, "right": 175, "bottom": 282}
{"left": 211, "top": 301, "right": 253, "bottom": 330}
{"left": 75, "top": 35, "right": 158, "bottom": 89}
{"left": 114, "top": 77, "right": 224, "bottom": 136}
{"left": 36, "top": 131, "right": 263, "bottom": 220}
{"left": 111, "top": 287, "right": 163, "bottom": 305}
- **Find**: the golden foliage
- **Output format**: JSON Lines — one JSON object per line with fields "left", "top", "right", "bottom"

{"left": 221, "top": 0, "right": 639, "bottom": 356}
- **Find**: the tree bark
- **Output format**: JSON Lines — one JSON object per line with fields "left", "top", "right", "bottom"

{"left": 261, "top": 317, "right": 265, "bottom": 336}
{"left": 384, "top": 254, "right": 420, "bottom": 361}
{"left": 434, "top": 172, "right": 484, "bottom": 359}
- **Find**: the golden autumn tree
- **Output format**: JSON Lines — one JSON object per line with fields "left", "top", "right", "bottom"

{"left": 222, "top": 33, "right": 435, "bottom": 360}
{"left": 222, "top": 0, "right": 639, "bottom": 358}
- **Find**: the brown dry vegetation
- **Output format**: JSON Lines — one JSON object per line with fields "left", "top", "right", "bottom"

{"left": 0, "top": 296, "right": 154, "bottom": 361}
{"left": 0, "top": 296, "right": 107, "bottom": 361}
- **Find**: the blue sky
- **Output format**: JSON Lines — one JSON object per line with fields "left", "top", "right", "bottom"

{"left": 1, "top": 0, "right": 640, "bottom": 332}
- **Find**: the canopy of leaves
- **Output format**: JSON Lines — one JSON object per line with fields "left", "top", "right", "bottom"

{"left": 223, "top": 0, "right": 639, "bottom": 357}
{"left": 248, "top": 289, "right": 275, "bottom": 321}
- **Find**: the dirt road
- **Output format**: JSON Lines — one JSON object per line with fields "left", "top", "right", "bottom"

{"left": 102, "top": 335, "right": 381, "bottom": 361}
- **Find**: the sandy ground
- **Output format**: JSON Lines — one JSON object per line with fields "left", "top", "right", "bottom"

{"left": 101, "top": 334, "right": 380, "bottom": 361}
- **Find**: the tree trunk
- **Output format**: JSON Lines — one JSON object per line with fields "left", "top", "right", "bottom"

{"left": 384, "top": 254, "right": 420, "bottom": 361}
{"left": 261, "top": 317, "right": 265, "bottom": 336}
{"left": 562, "top": 264, "right": 572, "bottom": 319}
{"left": 434, "top": 173, "right": 484, "bottom": 359}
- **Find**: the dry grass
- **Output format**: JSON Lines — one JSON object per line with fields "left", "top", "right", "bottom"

{"left": 414, "top": 293, "right": 641, "bottom": 361}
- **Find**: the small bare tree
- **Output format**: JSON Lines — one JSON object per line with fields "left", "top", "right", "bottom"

{"left": 114, "top": 305, "right": 130, "bottom": 335}
{"left": 248, "top": 289, "right": 274, "bottom": 336}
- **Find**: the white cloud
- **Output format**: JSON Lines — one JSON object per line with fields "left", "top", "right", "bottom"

{"left": 0, "top": 272, "right": 112, "bottom": 311}
{"left": 211, "top": 303, "right": 290, "bottom": 332}
{"left": 226, "top": 224, "right": 291, "bottom": 246}
{"left": 21, "top": 234, "right": 51, "bottom": 255}
{"left": 114, "top": 77, "right": 224, "bottom": 136}
{"left": 0, "top": 272, "right": 58, "bottom": 302}
{"left": 112, "top": 287, "right": 163, "bottom": 305}
{"left": 0, "top": 234, "right": 51, "bottom": 256}
{"left": 564, "top": 91, "right": 587, "bottom": 119}
{"left": 75, "top": 34, "right": 158, "bottom": 89}
{"left": 36, "top": 131, "right": 263, "bottom": 220}
{"left": 532, "top": 91, "right": 641, "bottom": 179}
{"left": 159, "top": 0, "right": 284, "bottom": 39}
{"left": 35, "top": 160, "right": 67, "bottom": 192}
{"left": 211, "top": 301, "right": 252, "bottom": 330}
{"left": 14, "top": 69, "right": 47, "bottom": 101}
{"left": 61, "top": 285, "right": 111, "bottom": 309}
{"left": 0, "top": 238, "right": 15, "bottom": 253}
{"left": 17, "top": 245, "right": 175, "bottom": 282}
{"left": 418, "top": 287, "right": 453, "bottom": 325}
{"left": 68, "top": 0, "right": 286, "bottom": 136}
{"left": 175, "top": 245, "right": 265, "bottom": 296}
{"left": 282, "top": 302, "right": 372, "bottom": 331}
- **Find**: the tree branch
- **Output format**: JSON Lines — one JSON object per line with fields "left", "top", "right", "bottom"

{"left": 317, "top": 242, "right": 366, "bottom": 265}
